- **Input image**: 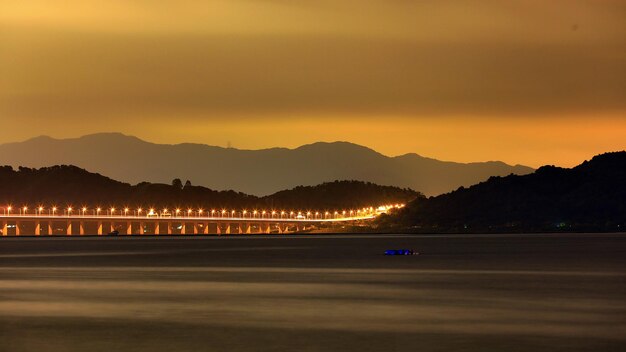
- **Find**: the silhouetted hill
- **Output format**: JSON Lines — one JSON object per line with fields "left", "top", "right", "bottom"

{"left": 383, "top": 152, "right": 626, "bottom": 232}
{"left": 0, "top": 165, "right": 420, "bottom": 211}
{"left": 265, "top": 181, "right": 419, "bottom": 210}
{"left": 0, "top": 133, "right": 533, "bottom": 196}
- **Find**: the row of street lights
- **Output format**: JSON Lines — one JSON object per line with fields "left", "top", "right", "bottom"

{"left": 0, "top": 205, "right": 398, "bottom": 219}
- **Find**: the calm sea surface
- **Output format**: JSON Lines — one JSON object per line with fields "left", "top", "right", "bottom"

{"left": 1, "top": 233, "right": 625, "bottom": 351}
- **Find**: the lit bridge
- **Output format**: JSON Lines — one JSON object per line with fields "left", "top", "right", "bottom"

{"left": 0, "top": 205, "right": 402, "bottom": 236}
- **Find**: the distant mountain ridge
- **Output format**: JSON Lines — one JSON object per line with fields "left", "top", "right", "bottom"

{"left": 0, "top": 133, "right": 534, "bottom": 196}
{"left": 386, "top": 151, "right": 626, "bottom": 232}
{"left": 0, "top": 165, "right": 419, "bottom": 211}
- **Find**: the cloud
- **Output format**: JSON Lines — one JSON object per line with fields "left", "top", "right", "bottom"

{"left": 0, "top": 0, "right": 623, "bottom": 120}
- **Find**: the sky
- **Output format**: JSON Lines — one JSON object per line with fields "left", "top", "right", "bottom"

{"left": 0, "top": 0, "right": 624, "bottom": 168}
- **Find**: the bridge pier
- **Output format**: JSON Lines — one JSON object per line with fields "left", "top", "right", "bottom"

{"left": 181, "top": 222, "right": 186, "bottom": 235}
{"left": 80, "top": 222, "right": 85, "bottom": 236}
{"left": 126, "top": 221, "right": 132, "bottom": 235}
{"left": 2, "top": 221, "right": 6, "bottom": 236}
{"left": 167, "top": 222, "right": 172, "bottom": 235}
{"left": 97, "top": 221, "right": 103, "bottom": 235}
{"left": 66, "top": 221, "right": 72, "bottom": 236}
{"left": 35, "top": 222, "right": 41, "bottom": 236}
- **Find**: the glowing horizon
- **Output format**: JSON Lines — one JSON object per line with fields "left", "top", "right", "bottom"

{"left": 0, "top": 1, "right": 624, "bottom": 168}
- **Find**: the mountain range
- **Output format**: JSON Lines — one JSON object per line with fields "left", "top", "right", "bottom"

{"left": 384, "top": 151, "right": 626, "bottom": 233}
{"left": 0, "top": 133, "right": 534, "bottom": 196}
{"left": 0, "top": 165, "right": 419, "bottom": 211}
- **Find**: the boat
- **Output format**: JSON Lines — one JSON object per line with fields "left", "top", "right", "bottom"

{"left": 384, "top": 249, "right": 418, "bottom": 256}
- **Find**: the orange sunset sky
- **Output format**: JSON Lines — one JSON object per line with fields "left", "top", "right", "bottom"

{"left": 0, "top": 1, "right": 624, "bottom": 168}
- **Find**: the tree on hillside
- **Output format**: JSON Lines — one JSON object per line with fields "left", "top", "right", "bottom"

{"left": 172, "top": 178, "right": 183, "bottom": 190}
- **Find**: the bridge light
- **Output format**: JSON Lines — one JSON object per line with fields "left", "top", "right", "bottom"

{"left": 82, "top": 207, "right": 87, "bottom": 212}
{"left": 198, "top": 209, "right": 203, "bottom": 215}
{"left": 138, "top": 208, "right": 142, "bottom": 213}
{"left": 39, "top": 206, "right": 44, "bottom": 212}
{"left": 187, "top": 209, "right": 192, "bottom": 215}
{"left": 7, "top": 206, "right": 12, "bottom": 211}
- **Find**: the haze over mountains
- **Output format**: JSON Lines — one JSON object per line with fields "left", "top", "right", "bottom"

{"left": 0, "top": 133, "right": 533, "bottom": 196}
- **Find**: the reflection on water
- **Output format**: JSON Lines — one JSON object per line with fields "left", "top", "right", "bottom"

{"left": 0, "top": 234, "right": 625, "bottom": 351}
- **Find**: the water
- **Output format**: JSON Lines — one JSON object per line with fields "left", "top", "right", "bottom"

{"left": 1, "top": 233, "right": 625, "bottom": 351}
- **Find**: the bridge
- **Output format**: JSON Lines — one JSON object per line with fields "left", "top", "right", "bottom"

{"left": 0, "top": 205, "right": 402, "bottom": 236}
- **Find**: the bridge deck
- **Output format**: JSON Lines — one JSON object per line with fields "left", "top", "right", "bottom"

{"left": 0, "top": 214, "right": 378, "bottom": 236}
